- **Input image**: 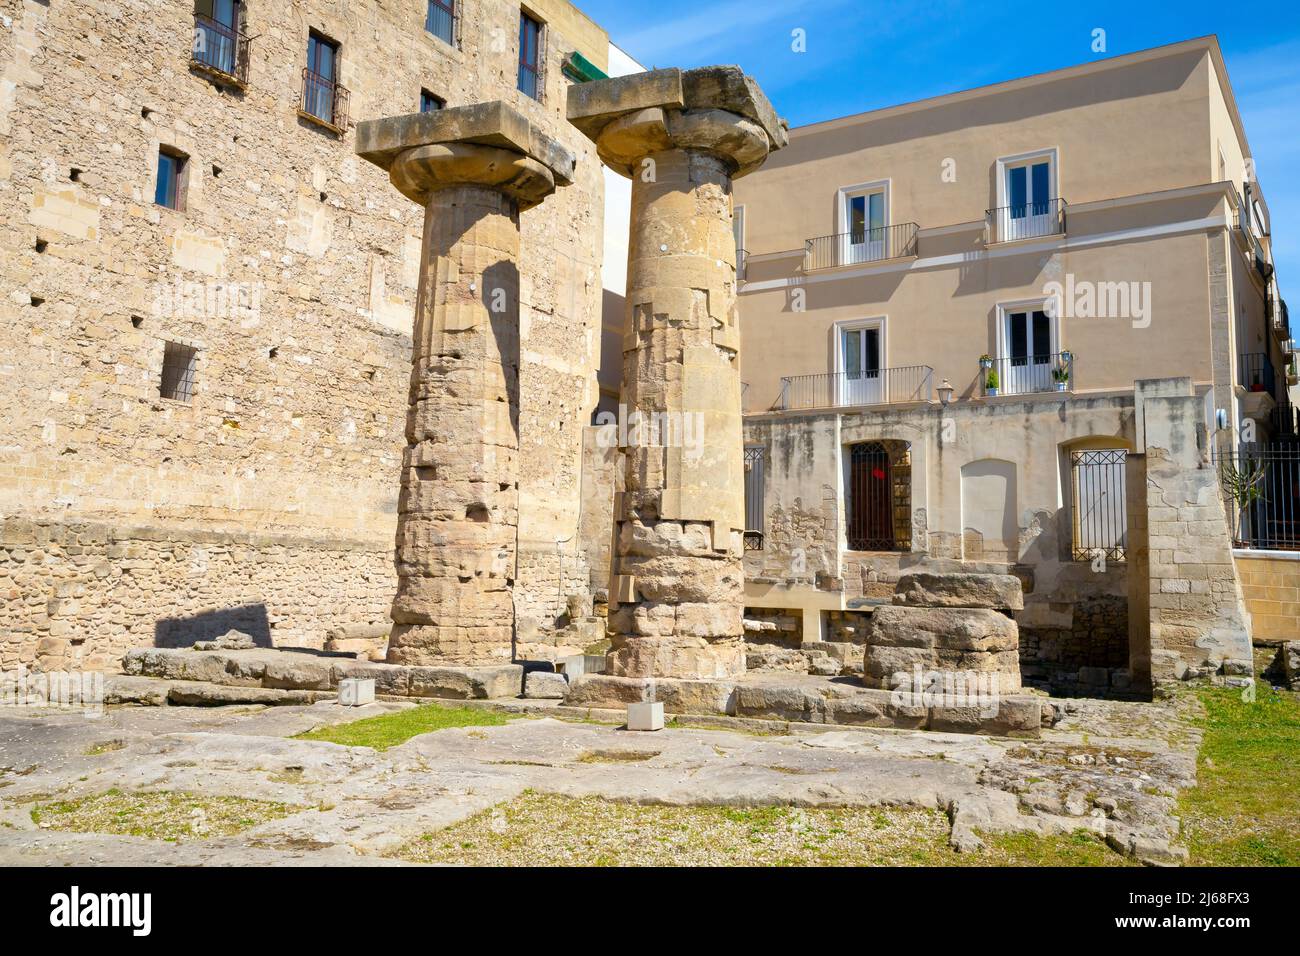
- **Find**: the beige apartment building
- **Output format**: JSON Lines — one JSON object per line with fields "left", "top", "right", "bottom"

{"left": 0, "top": 0, "right": 626, "bottom": 668}
{"left": 734, "top": 37, "right": 1289, "bottom": 693}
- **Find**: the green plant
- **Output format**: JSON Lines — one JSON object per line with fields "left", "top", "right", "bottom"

{"left": 1219, "top": 457, "right": 1266, "bottom": 542}
{"left": 985, "top": 369, "right": 999, "bottom": 390}
{"left": 978, "top": 353, "right": 993, "bottom": 367}
{"left": 1052, "top": 362, "right": 1070, "bottom": 383}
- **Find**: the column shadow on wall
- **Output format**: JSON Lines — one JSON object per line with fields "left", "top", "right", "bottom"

{"left": 153, "top": 604, "right": 273, "bottom": 648}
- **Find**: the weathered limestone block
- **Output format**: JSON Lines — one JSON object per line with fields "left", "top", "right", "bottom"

{"left": 568, "top": 66, "right": 786, "bottom": 680}
{"left": 355, "top": 104, "right": 574, "bottom": 666}
{"left": 407, "top": 664, "right": 523, "bottom": 700}
{"left": 864, "top": 605, "right": 1022, "bottom": 692}
{"left": 524, "top": 670, "right": 569, "bottom": 699}
{"left": 893, "top": 572, "right": 1024, "bottom": 611}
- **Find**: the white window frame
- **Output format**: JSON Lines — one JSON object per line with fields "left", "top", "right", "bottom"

{"left": 995, "top": 297, "right": 1059, "bottom": 362}
{"left": 832, "top": 316, "right": 888, "bottom": 376}
{"left": 835, "top": 179, "right": 890, "bottom": 236}
{"left": 994, "top": 147, "right": 1059, "bottom": 210}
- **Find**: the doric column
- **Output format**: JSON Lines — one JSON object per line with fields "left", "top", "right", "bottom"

{"left": 569, "top": 68, "right": 787, "bottom": 679}
{"left": 357, "top": 104, "right": 574, "bottom": 665}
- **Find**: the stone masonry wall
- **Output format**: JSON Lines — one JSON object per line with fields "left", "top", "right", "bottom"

{"left": 0, "top": 517, "right": 391, "bottom": 669}
{"left": 0, "top": 0, "right": 610, "bottom": 664}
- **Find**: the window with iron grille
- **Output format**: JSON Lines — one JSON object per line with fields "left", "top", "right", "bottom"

{"left": 517, "top": 12, "right": 543, "bottom": 101}
{"left": 846, "top": 441, "right": 910, "bottom": 551}
{"left": 1070, "top": 448, "right": 1127, "bottom": 561}
{"left": 425, "top": 0, "right": 456, "bottom": 46}
{"left": 160, "top": 342, "right": 198, "bottom": 402}
{"left": 301, "top": 32, "right": 343, "bottom": 128}
{"left": 744, "top": 445, "right": 765, "bottom": 549}
{"left": 154, "top": 148, "right": 188, "bottom": 211}
{"left": 420, "top": 89, "right": 444, "bottom": 112}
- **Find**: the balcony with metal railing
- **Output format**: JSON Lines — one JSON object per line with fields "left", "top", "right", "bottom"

{"left": 1239, "top": 352, "right": 1277, "bottom": 400}
{"left": 298, "top": 68, "right": 350, "bottom": 134}
{"left": 803, "top": 223, "right": 919, "bottom": 272}
{"left": 779, "top": 366, "right": 933, "bottom": 411}
{"left": 985, "top": 198, "right": 1067, "bottom": 244}
{"left": 981, "top": 352, "right": 1074, "bottom": 397}
{"left": 191, "top": 14, "right": 251, "bottom": 87}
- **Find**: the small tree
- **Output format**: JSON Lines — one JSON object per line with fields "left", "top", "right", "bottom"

{"left": 1219, "top": 456, "right": 1267, "bottom": 545}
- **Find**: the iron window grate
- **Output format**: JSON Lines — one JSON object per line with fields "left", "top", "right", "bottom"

{"left": 1070, "top": 448, "right": 1127, "bottom": 561}
{"left": 160, "top": 341, "right": 198, "bottom": 402}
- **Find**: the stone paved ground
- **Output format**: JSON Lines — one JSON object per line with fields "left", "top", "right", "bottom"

{"left": 0, "top": 694, "right": 1201, "bottom": 866}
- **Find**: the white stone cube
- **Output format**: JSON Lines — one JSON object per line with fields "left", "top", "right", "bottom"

{"left": 627, "top": 701, "right": 664, "bottom": 731}
{"left": 338, "top": 677, "right": 375, "bottom": 707}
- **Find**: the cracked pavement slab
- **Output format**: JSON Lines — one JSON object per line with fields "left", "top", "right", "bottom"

{"left": 0, "top": 695, "right": 1200, "bottom": 866}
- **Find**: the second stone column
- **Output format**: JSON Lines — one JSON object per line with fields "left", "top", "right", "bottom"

{"left": 569, "top": 68, "right": 787, "bottom": 680}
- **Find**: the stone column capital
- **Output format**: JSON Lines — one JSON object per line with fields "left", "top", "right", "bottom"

{"left": 568, "top": 66, "right": 789, "bottom": 178}
{"left": 356, "top": 101, "right": 576, "bottom": 210}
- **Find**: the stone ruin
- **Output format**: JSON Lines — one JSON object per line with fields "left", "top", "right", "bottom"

{"left": 864, "top": 572, "right": 1024, "bottom": 695}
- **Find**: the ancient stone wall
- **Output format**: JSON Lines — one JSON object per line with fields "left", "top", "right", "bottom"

{"left": 0, "top": 0, "right": 609, "bottom": 662}
{"left": 0, "top": 517, "right": 391, "bottom": 669}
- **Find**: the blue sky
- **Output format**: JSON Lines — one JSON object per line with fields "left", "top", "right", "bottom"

{"left": 582, "top": 0, "right": 1298, "bottom": 299}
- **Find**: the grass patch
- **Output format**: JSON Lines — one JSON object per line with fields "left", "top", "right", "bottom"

{"left": 30, "top": 788, "right": 301, "bottom": 842}
{"left": 83, "top": 740, "right": 125, "bottom": 756}
{"left": 388, "top": 791, "right": 1132, "bottom": 866}
{"left": 1178, "top": 685, "right": 1300, "bottom": 866}
{"left": 294, "top": 703, "right": 511, "bottom": 750}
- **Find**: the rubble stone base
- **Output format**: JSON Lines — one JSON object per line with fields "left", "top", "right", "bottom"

{"left": 564, "top": 673, "right": 1044, "bottom": 737}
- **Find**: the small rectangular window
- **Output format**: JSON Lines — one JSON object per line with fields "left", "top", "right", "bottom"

{"left": 518, "top": 12, "right": 543, "bottom": 100}
{"left": 154, "top": 148, "right": 188, "bottom": 210}
{"left": 160, "top": 341, "right": 198, "bottom": 402}
{"left": 425, "top": 0, "right": 456, "bottom": 46}
{"left": 420, "top": 89, "right": 444, "bottom": 113}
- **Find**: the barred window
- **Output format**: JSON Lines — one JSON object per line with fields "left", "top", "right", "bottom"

{"left": 744, "top": 445, "right": 764, "bottom": 549}
{"left": 1071, "top": 448, "right": 1127, "bottom": 561}
{"left": 160, "top": 341, "right": 198, "bottom": 402}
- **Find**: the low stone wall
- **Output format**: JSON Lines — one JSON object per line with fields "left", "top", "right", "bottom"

{"left": 1234, "top": 551, "right": 1300, "bottom": 643}
{"left": 1020, "top": 594, "right": 1129, "bottom": 684}
{"left": 1, "top": 518, "right": 392, "bottom": 669}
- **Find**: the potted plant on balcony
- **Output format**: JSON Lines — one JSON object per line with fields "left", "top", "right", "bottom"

{"left": 978, "top": 353, "right": 993, "bottom": 370}
{"left": 985, "top": 368, "right": 999, "bottom": 397}
{"left": 1289, "top": 359, "right": 1299, "bottom": 387}
{"left": 1052, "top": 360, "right": 1070, "bottom": 392}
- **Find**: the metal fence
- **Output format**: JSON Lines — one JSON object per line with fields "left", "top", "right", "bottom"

{"left": 300, "top": 68, "right": 349, "bottom": 131}
{"left": 983, "top": 351, "right": 1074, "bottom": 396}
{"left": 986, "top": 197, "right": 1066, "bottom": 243}
{"left": 1070, "top": 449, "right": 1127, "bottom": 561}
{"left": 804, "top": 223, "right": 919, "bottom": 271}
{"left": 192, "top": 14, "right": 251, "bottom": 85}
{"left": 780, "top": 366, "right": 933, "bottom": 410}
{"left": 1218, "top": 444, "right": 1300, "bottom": 550}
{"left": 1239, "top": 352, "right": 1276, "bottom": 396}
